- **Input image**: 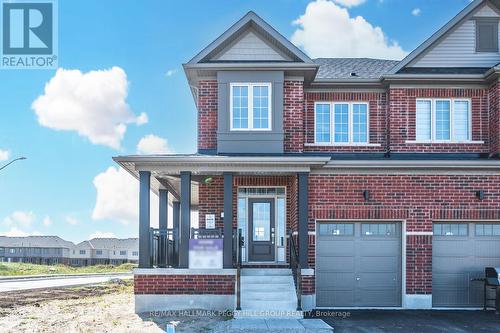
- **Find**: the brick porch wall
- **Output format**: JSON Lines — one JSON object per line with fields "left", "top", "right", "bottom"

{"left": 134, "top": 274, "right": 235, "bottom": 295}
{"left": 308, "top": 173, "right": 500, "bottom": 294}
{"left": 388, "top": 88, "right": 490, "bottom": 153}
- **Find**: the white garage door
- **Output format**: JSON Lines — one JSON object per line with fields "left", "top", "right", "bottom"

{"left": 432, "top": 222, "right": 500, "bottom": 307}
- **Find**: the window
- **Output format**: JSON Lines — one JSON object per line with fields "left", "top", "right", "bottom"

{"left": 96, "top": 250, "right": 103, "bottom": 255}
{"left": 230, "top": 83, "right": 271, "bottom": 130}
{"left": 433, "top": 223, "right": 468, "bottom": 236}
{"left": 314, "top": 102, "right": 369, "bottom": 144}
{"left": 119, "top": 250, "right": 127, "bottom": 255}
{"left": 476, "top": 18, "right": 499, "bottom": 52}
{"left": 319, "top": 223, "right": 354, "bottom": 236}
{"left": 415, "top": 99, "right": 471, "bottom": 142}
{"left": 361, "top": 223, "right": 396, "bottom": 236}
{"left": 9, "top": 248, "right": 15, "bottom": 254}
{"left": 475, "top": 224, "right": 500, "bottom": 236}
{"left": 132, "top": 251, "right": 138, "bottom": 256}
{"left": 79, "top": 250, "right": 86, "bottom": 255}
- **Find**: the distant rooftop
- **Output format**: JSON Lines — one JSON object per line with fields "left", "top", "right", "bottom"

{"left": 0, "top": 236, "right": 138, "bottom": 249}
{"left": 314, "top": 58, "right": 400, "bottom": 79}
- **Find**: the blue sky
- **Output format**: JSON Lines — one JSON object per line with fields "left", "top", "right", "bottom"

{"left": 0, "top": 0, "right": 473, "bottom": 242}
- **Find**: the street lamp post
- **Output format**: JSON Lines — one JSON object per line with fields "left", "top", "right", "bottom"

{"left": 0, "top": 157, "right": 27, "bottom": 172}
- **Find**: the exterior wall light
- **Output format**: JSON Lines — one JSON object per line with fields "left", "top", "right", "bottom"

{"left": 476, "top": 190, "right": 485, "bottom": 200}
{"left": 363, "top": 190, "right": 370, "bottom": 201}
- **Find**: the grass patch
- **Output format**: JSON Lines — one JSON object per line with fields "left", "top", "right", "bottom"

{"left": 0, "top": 262, "right": 136, "bottom": 276}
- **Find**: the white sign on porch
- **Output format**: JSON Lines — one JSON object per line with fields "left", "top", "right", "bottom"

{"left": 205, "top": 214, "right": 216, "bottom": 229}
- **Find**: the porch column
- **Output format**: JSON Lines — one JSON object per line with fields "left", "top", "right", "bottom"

{"left": 179, "top": 171, "right": 191, "bottom": 268}
{"left": 172, "top": 201, "right": 180, "bottom": 267}
{"left": 298, "top": 172, "right": 309, "bottom": 268}
{"left": 139, "top": 171, "right": 151, "bottom": 268}
{"left": 223, "top": 172, "right": 233, "bottom": 268}
{"left": 158, "top": 189, "right": 168, "bottom": 268}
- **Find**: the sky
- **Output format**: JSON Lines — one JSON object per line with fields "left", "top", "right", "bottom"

{"left": 0, "top": 0, "right": 474, "bottom": 243}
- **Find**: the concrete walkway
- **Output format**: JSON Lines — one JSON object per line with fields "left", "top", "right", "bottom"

{"left": 0, "top": 273, "right": 132, "bottom": 292}
{"left": 218, "top": 318, "right": 333, "bottom": 332}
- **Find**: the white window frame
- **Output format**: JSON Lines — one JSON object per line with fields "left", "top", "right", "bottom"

{"left": 414, "top": 98, "right": 472, "bottom": 143}
{"left": 229, "top": 82, "right": 272, "bottom": 131}
{"left": 313, "top": 101, "right": 370, "bottom": 145}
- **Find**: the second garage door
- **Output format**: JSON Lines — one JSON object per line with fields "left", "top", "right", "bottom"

{"left": 316, "top": 222, "right": 402, "bottom": 307}
{"left": 432, "top": 222, "right": 500, "bottom": 307}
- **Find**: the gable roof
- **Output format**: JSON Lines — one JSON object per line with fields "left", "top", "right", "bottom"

{"left": 0, "top": 236, "right": 74, "bottom": 248}
{"left": 390, "top": 0, "right": 498, "bottom": 73}
{"left": 88, "top": 238, "right": 138, "bottom": 250}
{"left": 187, "top": 11, "right": 313, "bottom": 64}
{"left": 314, "top": 58, "right": 400, "bottom": 79}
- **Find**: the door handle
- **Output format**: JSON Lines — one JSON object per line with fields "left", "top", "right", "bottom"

{"left": 356, "top": 277, "right": 360, "bottom": 281}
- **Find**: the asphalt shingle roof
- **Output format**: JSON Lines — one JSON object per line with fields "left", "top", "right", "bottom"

{"left": 314, "top": 58, "right": 400, "bottom": 79}
{"left": 0, "top": 236, "right": 74, "bottom": 248}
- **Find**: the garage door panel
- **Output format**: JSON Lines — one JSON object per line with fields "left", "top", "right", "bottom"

{"left": 316, "top": 256, "right": 354, "bottom": 272}
{"left": 433, "top": 223, "right": 500, "bottom": 308}
{"left": 317, "top": 272, "right": 355, "bottom": 289}
{"left": 317, "top": 291, "right": 354, "bottom": 307}
{"left": 317, "top": 222, "right": 402, "bottom": 307}
{"left": 359, "top": 256, "right": 399, "bottom": 272}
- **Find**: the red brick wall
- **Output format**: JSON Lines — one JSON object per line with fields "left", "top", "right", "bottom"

{"left": 308, "top": 174, "right": 500, "bottom": 294}
{"left": 388, "top": 88, "right": 489, "bottom": 153}
{"left": 301, "top": 275, "right": 315, "bottom": 295}
{"left": 304, "top": 91, "right": 388, "bottom": 152}
{"left": 284, "top": 80, "right": 305, "bottom": 152}
{"left": 489, "top": 82, "right": 500, "bottom": 156}
{"left": 134, "top": 274, "right": 235, "bottom": 295}
{"left": 198, "top": 80, "right": 218, "bottom": 151}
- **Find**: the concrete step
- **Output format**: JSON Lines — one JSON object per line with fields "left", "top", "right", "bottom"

{"left": 242, "top": 290, "right": 296, "bottom": 301}
{"left": 241, "top": 299, "right": 298, "bottom": 311}
{"left": 241, "top": 275, "right": 292, "bottom": 284}
{"left": 241, "top": 268, "right": 292, "bottom": 276}
{"left": 241, "top": 283, "right": 293, "bottom": 292}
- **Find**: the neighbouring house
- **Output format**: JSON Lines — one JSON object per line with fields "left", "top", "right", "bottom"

{"left": 0, "top": 236, "right": 139, "bottom": 267}
{"left": 114, "top": 0, "right": 500, "bottom": 314}
{"left": 0, "top": 236, "right": 73, "bottom": 265}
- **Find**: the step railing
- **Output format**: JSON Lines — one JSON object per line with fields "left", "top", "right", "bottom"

{"left": 288, "top": 230, "right": 302, "bottom": 311}
{"left": 233, "top": 228, "right": 243, "bottom": 310}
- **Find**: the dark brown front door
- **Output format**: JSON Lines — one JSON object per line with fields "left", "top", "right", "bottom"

{"left": 248, "top": 198, "right": 275, "bottom": 262}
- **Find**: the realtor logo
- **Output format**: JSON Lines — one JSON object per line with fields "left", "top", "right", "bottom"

{"left": 1, "top": 0, "right": 57, "bottom": 69}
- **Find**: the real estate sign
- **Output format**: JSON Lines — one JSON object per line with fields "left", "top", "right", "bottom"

{"left": 188, "top": 239, "right": 223, "bottom": 269}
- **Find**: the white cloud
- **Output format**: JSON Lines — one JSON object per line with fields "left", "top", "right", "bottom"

{"left": 332, "top": 0, "right": 365, "bottom": 7}
{"left": 291, "top": 0, "right": 407, "bottom": 60}
{"left": 66, "top": 216, "right": 78, "bottom": 225}
{"left": 137, "top": 134, "right": 174, "bottom": 155}
{"left": 42, "top": 216, "right": 53, "bottom": 227}
{"left": 412, "top": 8, "right": 421, "bottom": 17}
{"left": 92, "top": 166, "right": 159, "bottom": 226}
{"left": 0, "top": 227, "right": 42, "bottom": 237}
{"left": 32, "top": 67, "right": 148, "bottom": 149}
{"left": 89, "top": 231, "right": 116, "bottom": 239}
{"left": 0, "top": 149, "right": 9, "bottom": 161}
{"left": 3, "top": 211, "right": 35, "bottom": 229}
{"left": 165, "top": 69, "right": 177, "bottom": 77}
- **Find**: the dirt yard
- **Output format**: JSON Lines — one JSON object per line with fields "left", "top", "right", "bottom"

{"left": 0, "top": 280, "right": 229, "bottom": 333}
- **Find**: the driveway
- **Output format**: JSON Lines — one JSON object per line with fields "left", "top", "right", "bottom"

{"left": 0, "top": 273, "right": 132, "bottom": 292}
{"left": 313, "top": 310, "right": 500, "bottom": 333}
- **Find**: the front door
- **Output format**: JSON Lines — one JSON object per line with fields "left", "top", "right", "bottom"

{"left": 248, "top": 198, "right": 275, "bottom": 262}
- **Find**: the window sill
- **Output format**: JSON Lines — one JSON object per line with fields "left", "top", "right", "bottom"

{"left": 305, "top": 143, "right": 382, "bottom": 147}
{"left": 405, "top": 140, "right": 484, "bottom": 144}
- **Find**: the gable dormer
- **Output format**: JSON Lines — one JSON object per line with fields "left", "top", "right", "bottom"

{"left": 184, "top": 12, "right": 318, "bottom": 154}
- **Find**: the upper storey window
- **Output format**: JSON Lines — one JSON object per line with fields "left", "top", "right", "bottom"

{"left": 230, "top": 83, "right": 272, "bottom": 131}
{"left": 416, "top": 99, "right": 471, "bottom": 142}
{"left": 315, "top": 102, "right": 368, "bottom": 144}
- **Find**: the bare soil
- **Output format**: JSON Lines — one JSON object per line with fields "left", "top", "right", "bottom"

{"left": 0, "top": 280, "right": 227, "bottom": 333}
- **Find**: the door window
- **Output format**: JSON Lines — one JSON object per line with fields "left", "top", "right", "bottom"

{"left": 252, "top": 202, "right": 271, "bottom": 241}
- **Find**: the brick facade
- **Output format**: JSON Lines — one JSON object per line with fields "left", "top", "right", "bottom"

{"left": 489, "top": 81, "right": 500, "bottom": 156}
{"left": 197, "top": 80, "right": 218, "bottom": 152}
{"left": 284, "top": 80, "right": 305, "bottom": 152}
{"left": 134, "top": 274, "right": 235, "bottom": 295}
{"left": 308, "top": 173, "right": 500, "bottom": 294}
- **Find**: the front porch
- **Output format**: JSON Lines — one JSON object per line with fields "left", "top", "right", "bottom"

{"left": 114, "top": 155, "right": 329, "bottom": 313}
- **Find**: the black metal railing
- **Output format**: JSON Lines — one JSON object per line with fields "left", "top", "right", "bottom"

{"left": 190, "top": 227, "right": 223, "bottom": 239}
{"left": 288, "top": 230, "right": 302, "bottom": 311}
{"left": 233, "top": 228, "right": 243, "bottom": 310}
{"left": 150, "top": 228, "right": 177, "bottom": 268}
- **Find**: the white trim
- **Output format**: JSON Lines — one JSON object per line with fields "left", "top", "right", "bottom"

{"left": 305, "top": 143, "right": 381, "bottom": 147}
{"left": 301, "top": 268, "right": 314, "bottom": 276}
{"left": 229, "top": 82, "right": 272, "bottom": 131}
{"left": 133, "top": 268, "right": 237, "bottom": 275}
{"left": 415, "top": 98, "right": 473, "bottom": 143}
{"left": 313, "top": 101, "right": 370, "bottom": 145}
{"left": 406, "top": 231, "right": 433, "bottom": 236}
